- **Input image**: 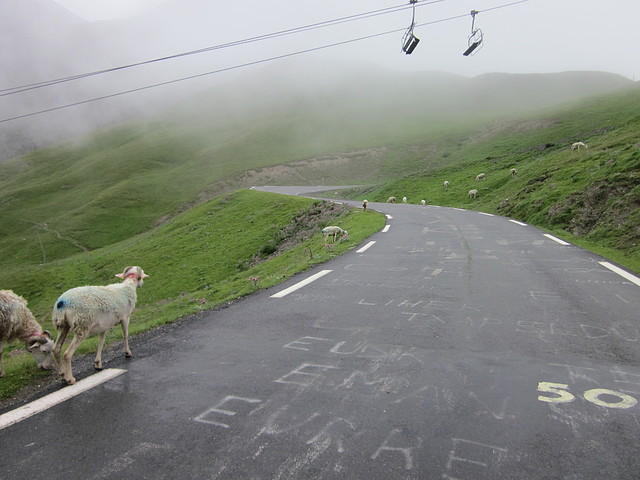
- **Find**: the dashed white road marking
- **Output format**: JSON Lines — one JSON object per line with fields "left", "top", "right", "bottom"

{"left": 543, "top": 234, "right": 571, "bottom": 246}
{"left": 509, "top": 220, "right": 528, "bottom": 226}
{"left": 270, "top": 270, "right": 333, "bottom": 298}
{"left": 385, "top": 214, "right": 393, "bottom": 219}
{"left": 356, "top": 241, "right": 376, "bottom": 253}
{"left": 431, "top": 268, "right": 443, "bottom": 276}
{"left": 0, "top": 368, "right": 126, "bottom": 430}
{"left": 478, "top": 212, "right": 494, "bottom": 216}
{"left": 382, "top": 225, "right": 390, "bottom": 233}
{"left": 599, "top": 262, "right": 640, "bottom": 287}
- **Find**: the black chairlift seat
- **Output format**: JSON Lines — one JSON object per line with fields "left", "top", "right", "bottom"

{"left": 402, "top": 33, "right": 420, "bottom": 54}
{"left": 463, "top": 41, "right": 481, "bottom": 56}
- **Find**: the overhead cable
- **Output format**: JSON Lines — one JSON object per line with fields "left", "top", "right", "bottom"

{"left": 0, "top": 0, "right": 448, "bottom": 97}
{"left": 0, "top": 0, "right": 531, "bottom": 124}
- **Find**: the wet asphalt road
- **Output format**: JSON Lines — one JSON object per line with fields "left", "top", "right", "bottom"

{"left": 2, "top": 187, "right": 640, "bottom": 479}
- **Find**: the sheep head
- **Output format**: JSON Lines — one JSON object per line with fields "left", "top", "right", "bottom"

{"left": 115, "top": 266, "right": 149, "bottom": 287}
{"left": 27, "top": 330, "right": 56, "bottom": 371}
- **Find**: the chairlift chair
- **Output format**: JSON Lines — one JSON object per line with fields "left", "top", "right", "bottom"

{"left": 463, "top": 10, "right": 483, "bottom": 56}
{"left": 401, "top": 0, "right": 420, "bottom": 55}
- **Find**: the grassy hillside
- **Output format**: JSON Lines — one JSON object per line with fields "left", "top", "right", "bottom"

{"left": 0, "top": 69, "right": 632, "bottom": 269}
{"left": 0, "top": 189, "right": 385, "bottom": 398}
{"left": 337, "top": 86, "right": 640, "bottom": 273}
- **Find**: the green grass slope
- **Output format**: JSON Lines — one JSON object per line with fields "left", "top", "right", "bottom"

{"left": 339, "top": 87, "right": 640, "bottom": 272}
{"left": 0, "top": 189, "right": 385, "bottom": 398}
{"left": 0, "top": 70, "right": 632, "bottom": 269}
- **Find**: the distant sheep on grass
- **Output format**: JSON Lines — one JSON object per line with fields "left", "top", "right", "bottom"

{"left": 402, "top": 197, "right": 408, "bottom": 203}
{"left": 443, "top": 181, "right": 450, "bottom": 190}
{"left": 362, "top": 199, "right": 368, "bottom": 210}
{"left": 468, "top": 189, "right": 478, "bottom": 198}
{"left": 475, "top": 173, "right": 486, "bottom": 181}
{"left": 510, "top": 168, "right": 517, "bottom": 177}
{"left": 52, "top": 266, "right": 148, "bottom": 385}
{"left": 0, "top": 290, "right": 55, "bottom": 377}
{"left": 387, "top": 197, "right": 396, "bottom": 203}
{"left": 421, "top": 200, "right": 426, "bottom": 205}
{"left": 572, "top": 142, "right": 588, "bottom": 151}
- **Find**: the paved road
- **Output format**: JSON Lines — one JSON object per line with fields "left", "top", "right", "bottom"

{"left": 2, "top": 188, "right": 640, "bottom": 479}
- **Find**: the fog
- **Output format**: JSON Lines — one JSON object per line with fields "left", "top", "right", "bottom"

{"left": 1, "top": 0, "right": 638, "bottom": 160}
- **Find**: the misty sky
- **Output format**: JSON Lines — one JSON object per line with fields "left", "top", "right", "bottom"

{"left": 52, "top": 0, "right": 640, "bottom": 81}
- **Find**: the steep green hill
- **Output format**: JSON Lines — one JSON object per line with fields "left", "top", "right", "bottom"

{"left": 337, "top": 86, "right": 640, "bottom": 272}
{"left": 0, "top": 69, "right": 632, "bottom": 268}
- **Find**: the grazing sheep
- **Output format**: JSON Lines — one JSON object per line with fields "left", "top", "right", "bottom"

{"left": 468, "top": 189, "right": 478, "bottom": 198}
{"left": 52, "top": 266, "right": 148, "bottom": 385}
{"left": 362, "top": 199, "right": 368, "bottom": 210}
{"left": 475, "top": 173, "right": 486, "bottom": 181}
{"left": 421, "top": 199, "right": 426, "bottom": 205}
{"left": 322, "top": 226, "right": 347, "bottom": 243}
{"left": 443, "top": 181, "right": 450, "bottom": 190}
{"left": 510, "top": 168, "right": 517, "bottom": 177}
{"left": 572, "top": 142, "right": 587, "bottom": 150}
{"left": 387, "top": 197, "right": 396, "bottom": 203}
{"left": 0, "top": 290, "right": 55, "bottom": 377}
{"left": 402, "top": 197, "right": 408, "bottom": 204}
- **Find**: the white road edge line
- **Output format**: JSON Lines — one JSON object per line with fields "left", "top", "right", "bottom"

{"left": 479, "top": 212, "right": 494, "bottom": 216}
{"left": 0, "top": 368, "right": 126, "bottom": 431}
{"left": 381, "top": 225, "right": 390, "bottom": 233}
{"left": 356, "top": 241, "right": 376, "bottom": 253}
{"left": 270, "top": 270, "right": 333, "bottom": 298}
{"left": 599, "top": 262, "right": 640, "bottom": 287}
{"left": 385, "top": 214, "right": 393, "bottom": 219}
{"left": 509, "top": 220, "right": 528, "bottom": 226}
{"left": 543, "top": 234, "right": 571, "bottom": 245}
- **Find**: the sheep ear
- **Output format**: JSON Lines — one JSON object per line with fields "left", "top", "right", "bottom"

{"left": 115, "top": 273, "right": 125, "bottom": 279}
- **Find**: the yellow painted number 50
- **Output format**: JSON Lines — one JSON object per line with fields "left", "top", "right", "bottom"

{"left": 538, "top": 382, "right": 637, "bottom": 409}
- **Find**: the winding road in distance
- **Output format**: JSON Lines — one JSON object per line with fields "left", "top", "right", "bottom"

{"left": 2, "top": 185, "right": 640, "bottom": 479}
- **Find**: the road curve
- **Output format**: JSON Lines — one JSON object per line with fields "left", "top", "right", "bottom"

{"left": 1, "top": 187, "right": 639, "bottom": 479}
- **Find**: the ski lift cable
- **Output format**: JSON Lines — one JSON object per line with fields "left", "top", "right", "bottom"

{"left": 0, "top": 0, "right": 449, "bottom": 97}
{"left": 0, "top": 0, "right": 531, "bottom": 124}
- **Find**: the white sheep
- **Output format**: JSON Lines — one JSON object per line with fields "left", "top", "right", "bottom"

{"left": 468, "top": 189, "right": 478, "bottom": 198}
{"left": 475, "top": 173, "right": 486, "bottom": 181}
{"left": 572, "top": 142, "right": 587, "bottom": 150}
{"left": 443, "top": 180, "right": 450, "bottom": 190}
{"left": 402, "top": 197, "right": 408, "bottom": 203}
{"left": 510, "top": 168, "right": 517, "bottom": 176}
{"left": 421, "top": 199, "right": 426, "bottom": 205}
{"left": 52, "top": 266, "right": 148, "bottom": 385}
{"left": 362, "top": 199, "right": 368, "bottom": 210}
{"left": 0, "top": 290, "right": 55, "bottom": 377}
{"left": 321, "top": 226, "right": 347, "bottom": 243}
{"left": 387, "top": 197, "right": 396, "bottom": 203}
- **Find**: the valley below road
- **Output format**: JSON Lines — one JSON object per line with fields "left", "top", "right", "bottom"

{"left": 2, "top": 185, "right": 640, "bottom": 479}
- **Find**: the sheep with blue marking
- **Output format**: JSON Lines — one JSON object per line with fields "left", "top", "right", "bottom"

{"left": 322, "top": 226, "right": 347, "bottom": 243}
{"left": 0, "top": 290, "right": 55, "bottom": 377}
{"left": 52, "top": 266, "right": 148, "bottom": 385}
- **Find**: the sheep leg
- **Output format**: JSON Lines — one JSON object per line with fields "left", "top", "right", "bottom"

{"left": 94, "top": 332, "right": 107, "bottom": 370}
{"left": 0, "top": 341, "right": 5, "bottom": 377}
{"left": 121, "top": 319, "right": 132, "bottom": 358}
{"left": 52, "top": 325, "right": 70, "bottom": 376}
{"left": 61, "top": 331, "right": 88, "bottom": 385}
